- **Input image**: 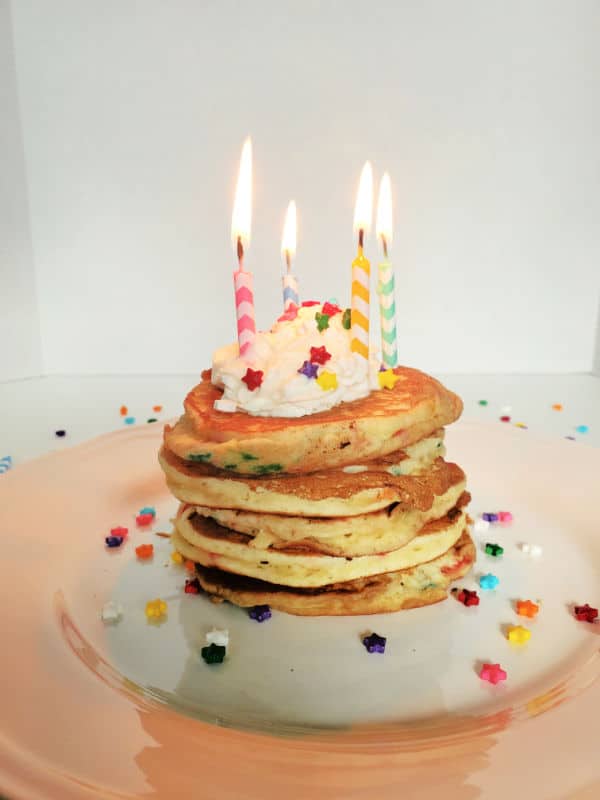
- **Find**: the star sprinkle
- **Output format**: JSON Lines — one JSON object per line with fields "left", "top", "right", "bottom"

{"left": 135, "top": 543, "right": 154, "bottom": 560}
{"left": 147, "top": 418, "right": 158, "bottom": 423}
{"left": 184, "top": 578, "right": 201, "bottom": 594}
{"left": 242, "top": 368, "right": 264, "bottom": 391}
{"left": 500, "top": 415, "right": 511, "bottom": 423}
{"left": 552, "top": 403, "right": 563, "bottom": 411}
{"left": 206, "top": 628, "right": 229, "bottom": 647}
{"left": 520, "top": 543, "right": 543, "bottom": 557}
{"left": 105, "top": 536, "right": 124, "bottom": 548}
{"left": 120, "top": 405, "right": 128, "bottom": 416}
{"left": 248, "top": 605, "right": 272, "bottom": 622}
{"left": 485, "top": 543, "right": 504, "bottom": 557}
{"left": 145, "top": 598, "right": 167, "bottom": 620}
{"left": 362, "top": 632, "right": 387, "bottom": 653}
{"left": 277, "top": 305, "right": 298, "bottom": 322}
{"left": 55, "top": 429, "right": 66, "bottom": 438}
{"left": 124, "top": 417, "right": 136, "bottom": 425}
{"left": 171, "top": 551, "right": 184, "bottom": 564}
{"left": 498, "top": 511, "right": 513, "bottom": 523}
{"left": 316, "top": 371, "right": 338, "bottom": 391}
{"left": 516, "top": 600, "right": 540, "bottom": 619}
{"left": 201, "top": 643, "right": 226, "bottom": 664}
{"left": 139, "top": 506, "right": 156, "bottom": 517}
{"left": 474, "top": 518, "right": 490, "bottom": 533}
{"left": 136, "top": 513, "right": 154, "bottom": 527}
{"left": 478, "top": 400, "right": 488, "bottom": 406}
{"left": 321, "top": 301, "right": 341, "bottom": 317}
{"left": 507, "top": 625, "right": 531, "bottom": 644}
{"left": 153, "top": 405, "right": 163, "bottom": 413}
{"left": 101, "top": 601, "right": 124, "bottom": 624}
{"left": 110, "top": 526, "right": 128, "bottom": 538}
{"left": 298, "top": 360, "right": 318, "bottom": 379}
{"left": 573, "top": 604, "right": 598, "bottom": 623}
{"left": 479, "top": 663, "right": 507, "bottom": 685}
{"left": 479, "top": 573, "right": 499, "bottom": 590}
{"left": 315, "top": 311, "right": 330, "bottom": 332}
{"left": 310, "top": 345, "right": 332, "bottom": 365}
{"left": 342, "top": 308, "right": 351, "bottom": 329}
{"left": 301, "top": 300, "right": 320, "bottom": 307}
{"left": 482, "top": 513, "right": 499, "bottom": 523}
{"left": 457, "top": 589, "right": 480, "bottom": 607}
{"left": 378, "top": 369, "right": 400, "bottom": 390}
{"left": 575, "top": 425, "right": 589, "bottom": 434}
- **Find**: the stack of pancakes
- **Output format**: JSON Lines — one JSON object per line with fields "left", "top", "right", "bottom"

{"left": 159, "top": 366, "right": 475, "bottom": 616}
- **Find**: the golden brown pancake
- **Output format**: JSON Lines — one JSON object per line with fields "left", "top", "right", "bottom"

{"left": 182, "top": 488, "right": 470, "bottom": 557}
{"left": 171, "top": 508, "right": 467, "bottom": 587}
{"left": 163, "top": 366, "right": 462, "bottom": 474}
{"left": 192, "top": 530, "right": 475, "bottom": 616}
{"left": 160, "top": 448, "right": 465, "bottom": 518}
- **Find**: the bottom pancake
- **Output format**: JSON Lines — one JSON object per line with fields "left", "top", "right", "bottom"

{"left": 193, "top": 530, "right": 475, "bottom": 616}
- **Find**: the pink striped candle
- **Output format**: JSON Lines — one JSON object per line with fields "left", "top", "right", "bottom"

{"left": 234, "top": 267, "right": 256, "bottom": 358}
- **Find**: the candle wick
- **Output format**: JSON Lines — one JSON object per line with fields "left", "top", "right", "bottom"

{"left": 382, "top": 235, "right": 388, "bottom": 259}
{"left": 284, "top": 249, "right": 291, "bottom": 274}
{"left": 237, "top": 236, "right": 244, "bottom": 271}
{"left": 358, "top": 228, "right": 364, "bottom": 250}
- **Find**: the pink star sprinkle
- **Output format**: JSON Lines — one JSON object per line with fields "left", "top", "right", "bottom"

{"left": 479, "top": 663, "right": 507, "bottom": 685}
{"left": 498, "top": 511, "right": 513, "bottom": 523}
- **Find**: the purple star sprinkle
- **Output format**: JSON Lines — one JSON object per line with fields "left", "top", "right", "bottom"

{"left": 248, "top": 604, "right": 272, "bottom": 622}
{"left": 362, "top": 632, "right": 386, "bottom": 654}
{"left": 482, "top": 512, "right": 499, "bottom": 522}
{"left": 298, "top": 361, "right": 319, "bottom": 379}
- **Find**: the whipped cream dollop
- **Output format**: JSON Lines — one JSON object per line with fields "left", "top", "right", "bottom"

{"left": 211, "top": 303, "right": 382, "bottom": 417}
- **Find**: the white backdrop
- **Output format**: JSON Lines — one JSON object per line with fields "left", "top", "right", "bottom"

{"left": 0, "top": 0, "right": 41, "bottom": 381}
{"left": 6, "top": 0, "right": 600, "bottom": 377}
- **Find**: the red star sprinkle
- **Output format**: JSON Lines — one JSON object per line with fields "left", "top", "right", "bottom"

{"left": 479, "top": 663, "right": 507, "bottom": 685}
{"left": 321, "top": 301, "right": 341, "bottom": 317}
{"left": 301, "top": 300, "right": 320, "bottom": 307}
{"left": 310, "top": 346, "right": 332, "bottom": 365}
{"left": 457, "top": 588, "right": 480, "bottom": 607}
{"left": 574, "top": 604, "right": 598, "bottom": 623}
{"left": 277, "top": 305, "right": 299, "bottom": 322}
{"left": 242, "top": 368, "right": 264, "bottom": 391}
{"left": 110, "top": 526, "right": 128, "bottom": 538}
{"left": 136, "top": 513, "right": 154, "bottom": 527}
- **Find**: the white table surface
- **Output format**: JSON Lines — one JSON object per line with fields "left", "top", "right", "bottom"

{"left": 0, "top": 373, "right": 599, "bottom": 467}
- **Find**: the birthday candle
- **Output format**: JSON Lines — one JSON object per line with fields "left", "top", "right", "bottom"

{"left": 281, "top": 200, "right": 299, "bottom": 310}
{"left": 231, "top": 138, "right": 256, "bottom": 359}
{"left": 376, "top": 173, "right": 397, "bottom": 368}
{"left": 351, "top": 162, "right": 373, "bottom": 359}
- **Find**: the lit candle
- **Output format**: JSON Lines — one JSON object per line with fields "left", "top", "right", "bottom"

{"left": 281, "top": 200, "right": 299, "bottom": 310}
{"left": 231, "top": 138, "right": 256, "bottom": 360}
{"left": 351, "top": 162, "right": 373, "bottom": 359}
{"left": 376, "top": 173, "right": 397, "bottom": 368}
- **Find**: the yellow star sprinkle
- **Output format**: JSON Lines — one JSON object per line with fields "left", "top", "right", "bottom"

{"left": 378, "top": 369, "right": 400, "bottom": 390}
{"left": 316, "top": 371, "right": 338, "bottom": 391}
{"left": 507, "top": 624, "right": 531, "bottom": 644}
{"left": 171, "top": 551, "right": 184, "bottom": 564}
{"left": 145, "top": 598, "right": 168, "bottom": 619}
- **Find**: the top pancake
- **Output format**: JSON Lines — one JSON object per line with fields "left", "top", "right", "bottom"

{"left": 163, "top": 366, "right": 462, "bottom": 475}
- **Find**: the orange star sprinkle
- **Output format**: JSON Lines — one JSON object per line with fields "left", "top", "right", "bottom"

{"left": 153, "top": 405, "right": 163, "bottom": 412}
{"left": 552, "top": 403, "right": 563, "bottom": 411}
{"left": 516, "top": 599, "right": 540, "bottom": 618}
{"left": 185, "top": 559, "right": 196, "bottom": 573}
{"left": 135, "top": 543, "right": 154, "bottom": 560}
{"left": 120, "top": 405, "right": 128, "bottom": 416}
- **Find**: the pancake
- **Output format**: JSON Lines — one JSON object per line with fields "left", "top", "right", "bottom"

{"left": 192, "top": 530, "right": 475, "bottom": 616}
{"left": 171, "top": 508, "right": 466, "bottom": 588}
{"left": 184, "top": 486, "right": 470, "bottom": 557}
{"left": 160, "top": 447, "right": 464, "bottom": 517}
{"left": 163, "top": 366, "right": 462, "bottom": 474}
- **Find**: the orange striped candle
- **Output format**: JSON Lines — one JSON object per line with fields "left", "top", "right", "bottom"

{"left": 351, "top": 162, "right": 373, "bottom": 359}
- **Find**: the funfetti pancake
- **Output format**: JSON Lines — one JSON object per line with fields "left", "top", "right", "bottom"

{"left": 191, "top": 530, "right": 476, "bottom": 616}
{"left": 179, "top": 486, "right": 470, "bottom": 557}
{"left": 163, "top": 366, "right": 461, "bottom": 475}
{"left": 171, "top": 508, "right": 467, "bottom": 588}
{"left": 160, "top": 448, "right": 465, "bottom": 517}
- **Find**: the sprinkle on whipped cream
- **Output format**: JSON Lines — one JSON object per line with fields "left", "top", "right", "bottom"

{"left": 211, "top": 303, "right": 382, "bottom": 417}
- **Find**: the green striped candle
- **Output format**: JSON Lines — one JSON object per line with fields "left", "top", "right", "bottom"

{"left": 376, "top": 173, "right": 397, "bottom": 368}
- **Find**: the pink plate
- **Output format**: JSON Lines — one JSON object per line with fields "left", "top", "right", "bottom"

{"left": 0, "top": 421, "right": 598, "bottom": 799}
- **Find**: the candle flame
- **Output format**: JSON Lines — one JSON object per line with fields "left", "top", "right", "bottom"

{"left": 376, "top": 172, "right": 393, "bottom": 247}
{"left": 231, "top": 137, "right": 252, "bottom": 255}
{"left": 353, "top": 161, "right": 373, "bottom": 236}
{"left": 281, "top": 200, "right": 297, "bottom": 262}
